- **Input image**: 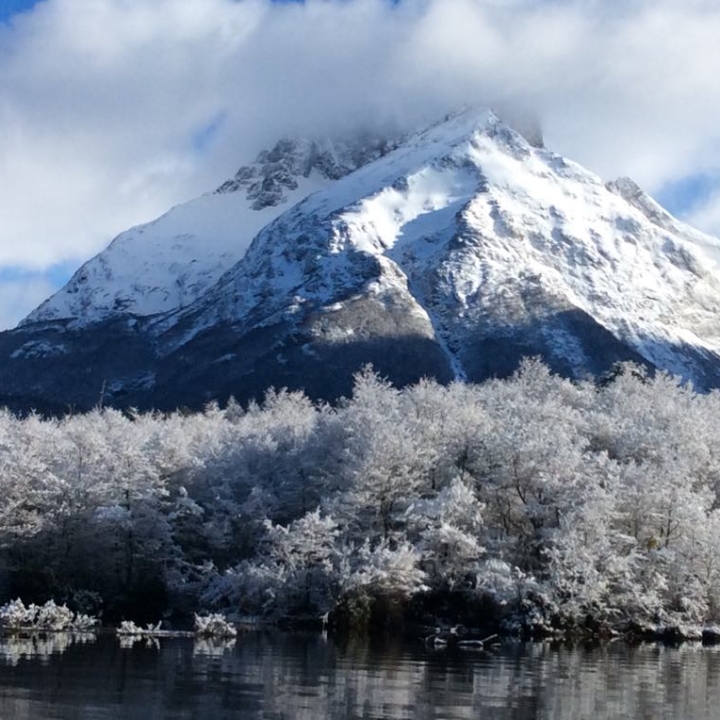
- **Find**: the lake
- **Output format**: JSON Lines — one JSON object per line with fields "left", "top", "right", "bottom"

{"left": 1, "top": 632, "right": 719, "bottom": 718}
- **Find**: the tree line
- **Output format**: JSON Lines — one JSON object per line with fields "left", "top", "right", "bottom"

{"left": 1, "top": 360, "right": 719, "bottom": 633}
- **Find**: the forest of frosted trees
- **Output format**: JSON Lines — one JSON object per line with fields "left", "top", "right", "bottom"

{"left": 1, "top": 360, "right": 720, "bottom": 634}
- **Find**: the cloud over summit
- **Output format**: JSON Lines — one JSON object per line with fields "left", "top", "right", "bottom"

{"left": 1, "top": 0, "right": 720, "bottom": 328}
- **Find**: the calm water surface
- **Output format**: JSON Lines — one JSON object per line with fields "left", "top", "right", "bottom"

{"left": 0, "top": 632, "right": 718, "bottom": 719}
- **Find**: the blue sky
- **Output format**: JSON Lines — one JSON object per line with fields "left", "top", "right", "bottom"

{"left": 0, "top": 0, "right": 719, "bottom": 330}
{"left": 0, "top": 0, "right": 42, "bottom": 23}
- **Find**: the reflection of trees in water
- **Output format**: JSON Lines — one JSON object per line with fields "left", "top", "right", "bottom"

{"left": 117, "top": 634, "right": 160, "bottom": 650}
{"left": 184, "top": 637, "right": 720, "bottom": 720}
{"left": 0, "top": 632, "right": 97, "bottom": 667}
{"left": 193, "top": 637, "right": 236, "bottom": 657}
{"left": 497, "top": 642, "right": 720, "bottom": 720}
{"left": 4, "top": 635, "right": 720, "bottom": 718}
{"left": 115, "top": 635, "right": 237, "bottom": 655}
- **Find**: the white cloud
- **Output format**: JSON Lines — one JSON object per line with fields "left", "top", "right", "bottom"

{"left": 2, "top": 0, "right": 720, "bottom": 328}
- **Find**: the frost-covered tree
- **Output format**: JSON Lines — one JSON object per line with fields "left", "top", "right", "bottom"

{"left": 406, "top": 477, "right": 485, "bottom": 589}
{"left": 325, "top": 368, "right": 432, "bottom": 540}
{"left": 340, "top": 540, "right": 426, "bottom": 605}
{"left": 472, "top": 362, "right": 593, "bottom": 572}
{"left": 204, "top": 509, "right": 340, "bottom": 617}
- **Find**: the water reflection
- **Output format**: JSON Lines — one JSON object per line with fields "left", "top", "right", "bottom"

{"left": 0, "top": 631, "right": 96, "bottom": 666}
{"left": 1, "top": 633, "right": 720, "bottom": 718}
{"left": 117, "top": 634, "right": 161, "bottom": 650}
{"left": 192, "top": 637, "right": 236, "bottom": 657}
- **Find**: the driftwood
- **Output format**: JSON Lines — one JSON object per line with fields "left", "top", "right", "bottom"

{"left": 425, "top": 626, "right": 500, "bottom": 650}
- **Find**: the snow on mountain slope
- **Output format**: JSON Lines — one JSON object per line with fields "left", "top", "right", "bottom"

{"left": 23, "top": 135, "right": 395, "bottom": 328}
{"left": 175, "top": 109, "right": 720, "bottom": 383}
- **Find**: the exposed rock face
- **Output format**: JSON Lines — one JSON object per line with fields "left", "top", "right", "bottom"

{"left": 4, "top": 109, "right": 720, "bottom": 413}
{"left": 215, "top": 134, "right": 399, "bottom": 206}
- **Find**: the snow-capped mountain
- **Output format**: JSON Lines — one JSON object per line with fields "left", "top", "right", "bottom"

{"left": 24, "top": 133, "right": 396, "bottom": 327}
{"left": 3, "top": 108, "right": 720, "bottom": 413}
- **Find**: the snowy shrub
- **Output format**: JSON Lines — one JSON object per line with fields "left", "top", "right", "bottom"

{"left": 72, "top": 613, "right": 100, "bottom": 631}
{"left": 34, "top": 601, "right": 75, "bottom": 631}
{"left": 475, "top": 559, "right": 534, "bottom": 608}
{"left": 194, "top": 613, "right": 237, "bottom": 638}
{"left": 0, "top": 599, "right": 37, "bottom": 630}
{"left": 117, "top": 620, "right": 143, "bottom": 635}
{"left": 342, "top": 540, "right": 427, "bottom": 600}
{"left": 0, "top": 599, "right": 99, "bottom": 632}
{"left": 116, "top": 620, "right": 162, "bottom": 635}
{"left": 202, "top": 560, "right": 284, "bottom": 615}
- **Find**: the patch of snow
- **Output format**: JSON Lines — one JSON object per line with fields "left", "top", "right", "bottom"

{"left": 213, "top": 354, "right": 236, "bottom": 364}
{"left": 11, "top": 340, "right": 68, "bottom": 359}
